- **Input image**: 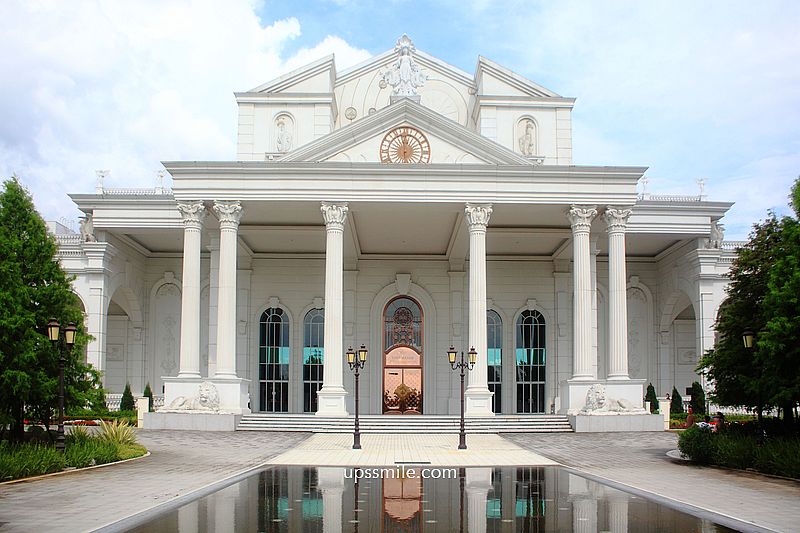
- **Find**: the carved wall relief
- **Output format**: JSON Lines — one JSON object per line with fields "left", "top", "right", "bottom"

{"left": 153, "top": 282, "right": 181, "bottom": 392}
{"left": 517, "top": 118, "right": 537, "bottom": 157}
{"left": 274, "top": 113, "right": 294, "bottom": 153}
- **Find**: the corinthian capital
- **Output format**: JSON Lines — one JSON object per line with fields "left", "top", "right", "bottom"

{"left": 213, "top": 201, "right": 243, "bottom": 227}
{"left": 320, "top": 202, "right": 349, "bottom": 229}
{"left": 604, "top": 206, "right": 633, "bottom": 233}
{"left": 464, "top": 203, "right": 493, "bottom": 229}
{"left": 177, "top": 201, "right": 207, "bottom": 228}
{"left": 567, "top": 205, "right": 598, "bottom": 231}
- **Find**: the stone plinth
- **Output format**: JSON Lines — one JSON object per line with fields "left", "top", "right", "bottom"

{"left": 569, "top": 413, "right": 664, "bottom": 432}
{"left": 143, "top": 412, "right": 242, "bottom": 431}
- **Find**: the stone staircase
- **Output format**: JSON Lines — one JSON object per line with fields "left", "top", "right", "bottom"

{"left": 237, "top": 414, "right": 573, "bottom": 433}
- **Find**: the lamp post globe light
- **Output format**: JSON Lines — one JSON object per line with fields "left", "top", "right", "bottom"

{"left": 47, "top": 319, "right": 77, "bottom": 453}
{"left": 448, "top": 345, "right": 476, "bottom": 450}
{"left": 347, "top": 344, "right": 368, "bottom": 450}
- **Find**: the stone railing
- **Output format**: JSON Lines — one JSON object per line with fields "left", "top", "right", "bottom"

{"left": 106, "top": 393, "right": 164, "bottom": 411}
{"left": 100, "top": 187, "right": 173, "bottom": 196}
{"left": 721, "top": 240, "right": 747, "bottom": 250}
{"left": 54, "top": 233, "right": 83, "bottom": 245}
{"left": 638, "top": 193, "right": 703, "bottom": 202}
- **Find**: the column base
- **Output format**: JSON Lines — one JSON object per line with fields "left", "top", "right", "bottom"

{"left": 315, "top": 386, "right": 349, "bottom": 417}
{"left": 464, "top": 388, "right": 494, "bottom": 417}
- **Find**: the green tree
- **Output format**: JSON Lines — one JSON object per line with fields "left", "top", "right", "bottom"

{"left": 690, "top": 381, "right": 706, "bottom": 415}
{"left": 700, "top": 177, "right": 800, "bottom": 427}
{"left": 120, "top": 383, "right": 135, "bottom": 412}
{"left": 644, "top": 383, "right": 658, "bottom": 413}
{"left": 670, "top": 387, "right": 684, "bottom": 415}
{"left": 143, "top": 382, "right": 154, "bottom": 412}
{"left": 0, "top": 177, "right": 95, "bottom": 441}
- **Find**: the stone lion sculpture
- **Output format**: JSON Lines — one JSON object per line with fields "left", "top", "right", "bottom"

{"left": 165, "top": 381, "right": 220, "bottom": 411}
{"left": 580, "top": 384, "right": 645, "bottom": 414}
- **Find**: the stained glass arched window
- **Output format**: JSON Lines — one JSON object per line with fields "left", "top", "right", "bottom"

{"left": 384, "top": 297, "right": 423, "bottom": 352}
{"left": 259, "top": 307, "right": 289, "bottom": 412}
{"left": 487, "top": 310, "right": 503, "bottom": 414}
{"left": 516, "top": 309, "right": 546, "bottom": 414}
{"left": 303, "top": 308, "right": 324, "bottom": 413}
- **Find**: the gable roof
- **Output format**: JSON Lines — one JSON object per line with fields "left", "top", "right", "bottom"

{"left": 475, "top": 56, "right": 561, "bottom": 98}
{"left": 248, "top": 55, "right": 336, "bottom": 93}
{"left": 281, "top": 97, "right": 531, "bottom": 165}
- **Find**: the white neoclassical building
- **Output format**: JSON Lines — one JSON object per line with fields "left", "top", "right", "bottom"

{"left": 55, "top": 35, "right": 737, "bottom": 430}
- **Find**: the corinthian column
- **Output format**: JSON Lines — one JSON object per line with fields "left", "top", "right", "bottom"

{"left": 316, "top": 203, "right": 349, "bottom": 416}
{"left": 605, "top": 207, "right": 632, "bottom": 380}
{"left": 568, "top": 205, "right": 597, "bottom": 380}
{"left": 464, "top": 203, "right": 494, "bottom": 417}
{"left": 177, "top": 201, "right": 206, "bottom": 378}
{"left": 213, "top": 201, "right": 242, "bottom": 378}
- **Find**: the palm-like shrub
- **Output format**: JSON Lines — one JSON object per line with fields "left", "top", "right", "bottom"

{"left": 98, "top": 419, "right": 137, "bottom": 446}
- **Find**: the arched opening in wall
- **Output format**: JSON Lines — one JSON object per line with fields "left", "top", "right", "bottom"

{"left": 516, "top": 310, "right": 546, "bottom": 414}
{"left": 671, "top": 300, "right": 698, "bottom": 397}
{"left": 106, "top": 288, "right": 139, "bottom": 394}
{"left": 487, "top": 310, "right": 503, "bottom": 414}
{"left": 383, "top": 296, "right": 423, "bottom": 415}
{"left": 259, "top": 307, "right": 290, "bottom": 412}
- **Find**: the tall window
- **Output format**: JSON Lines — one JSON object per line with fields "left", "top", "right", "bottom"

{"left": 487, "top": 310, "right": 503, "bottom": 414}
{"left": 384, "top": 296, "right": 423, "bottom": 351}
{"left": 259, "top": 308, "right": 289, "bottom": 412}
{"left": 303, "top": 309, "right": 324, "bottom": 413}
{"left": 516, "top": 310, "right": 546, "bottom": 413}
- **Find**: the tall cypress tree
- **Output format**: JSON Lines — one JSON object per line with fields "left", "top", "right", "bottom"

{"left": 0, "top": 177, "right": 95, "bottom": 441}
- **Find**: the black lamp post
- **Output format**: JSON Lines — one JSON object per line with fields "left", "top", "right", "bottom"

{"left": 448, "top": 345, "right": 476, "bottom": 450}
{"left": 47, "top": 319, "right": 77, "bottom": 453}
{"left": 742, "top": 330, "right": 755, "bottom": 349}
{"left": 347, "top": 344, "right": 368, "bottom": 450}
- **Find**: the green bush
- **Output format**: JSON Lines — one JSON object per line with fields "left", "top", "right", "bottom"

{"left": 98, "top": 419, "right": 137, "bottom": 446}
{"left": 0, "top": 442, "right": 65, "bottom": 481}
{"left": 670, "top": 387, "right": 684, "bottom": 414}
{"left": 690, "top": 381, "right": 706, "bottom": 415}
{"left": 64, "top": 438, "right": 119, "bottom": 468}
{"left": 120, "top": 383, "right": 135, "bottom": 412}
{"left": 678, "top": 425, "right": 717, "bottom": 463}
{"left": 714, "top": 434, "right": 757, "bottom": 470}
{"left": 644, "top": 383, "right": 658, "bottom": 413}
{"left": 143, "top": 382, "right": 154, "bottom": 412}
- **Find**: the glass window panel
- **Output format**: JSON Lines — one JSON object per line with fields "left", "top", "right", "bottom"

{"left": 515, "top": 310, "right": 546, "bottom": 414}
{"left": 302, "top": 309, "right": 324, "bottom": 413}
{"left": 259, "top": 307, "right": 289, "bottom": 412}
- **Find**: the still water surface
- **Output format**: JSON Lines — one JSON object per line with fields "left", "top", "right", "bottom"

{"left": 130, "top": 466, "right": 734, "bottom": 532}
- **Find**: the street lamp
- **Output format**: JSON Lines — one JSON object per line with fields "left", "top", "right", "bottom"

{"left": 448, "top": 345, "right": 476, "bottom": 450}
{"left": 47, "top": 319, "right": 76, "bottom": 453}
{"left": 347, "top": 344, "right": 368, "bottom": 450}
{"left": 742, "top": 330, "right": 755, "bottom": 349}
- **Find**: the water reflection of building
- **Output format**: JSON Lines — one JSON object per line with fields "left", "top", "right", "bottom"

{"left": 147, "top": 466, "right": 726, "bottom": 532}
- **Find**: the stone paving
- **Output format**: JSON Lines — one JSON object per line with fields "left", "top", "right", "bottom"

{"left": 0, "top": 429, "right": 798, "bottom": 532}
{"left": 0, "top": 430, "right": 308, "bottom": 533}
{"left": 505, "top": 432, "right": 800, "bottom": 533}
{"left": 269, "top": 433, "right": 557, "bottom": 467}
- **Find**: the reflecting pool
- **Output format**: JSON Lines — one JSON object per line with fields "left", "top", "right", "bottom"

{"left": 130, "top": 466, "right": 735, "bottom": 532}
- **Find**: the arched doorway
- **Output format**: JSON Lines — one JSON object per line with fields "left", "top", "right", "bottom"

{"left": 383, "top": 296, "right": 423, "bottom": 414}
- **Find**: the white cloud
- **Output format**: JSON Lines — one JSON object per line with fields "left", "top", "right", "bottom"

{"left": 0, "top": 1, "right": 369, "bottom": 223}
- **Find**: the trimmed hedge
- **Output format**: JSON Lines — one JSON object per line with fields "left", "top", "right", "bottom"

{"left": 678, "top": 425, "right": 800, "bottom": 479}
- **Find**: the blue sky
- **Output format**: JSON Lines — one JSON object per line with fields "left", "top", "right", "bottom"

{"left": 1, "top": 1, "right": 798, "bottom": 239}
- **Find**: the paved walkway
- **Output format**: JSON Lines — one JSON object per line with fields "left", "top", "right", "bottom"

{"left": 505, "top": 432, "right": 800, "bottom": 533}
{"left": 269, "top": 433, "right": 557, "bottom": 466}
{"left": 1, "top": 430, "right": 798, "bottom": 532}
{"left": 0, "top": 430, "right": 308, "bottom": 533}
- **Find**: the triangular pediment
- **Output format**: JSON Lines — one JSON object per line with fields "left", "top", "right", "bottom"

{"left": 475, "top": 56, "right": 560, "bottom": 98}
{"left": 281, "top": 98, "right": 530, "bottom": 165}
{"left": 249, "top": 55, "right": 336, "bottom": 94}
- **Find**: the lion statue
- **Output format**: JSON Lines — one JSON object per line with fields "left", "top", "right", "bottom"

{"left": 580, "top": 384, "right": 645, "bottom": 414}
{"left": 165, "top": 381, "right": 220, "bottom": 411}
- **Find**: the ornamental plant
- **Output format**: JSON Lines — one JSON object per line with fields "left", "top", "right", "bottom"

{"left": 143, "top": 383, "right": 154, "bottom": 412}
{"left": 690, "top": 381, "right": 706, "bottom": 415}
{"left": 120, "top": 383, "right": 135, "bottom": 412}
{"left": 670, "top": 387, "right": 684, "bottom": 414}
{"left": 644, "top": 383, "right": 658, "bottom": 413}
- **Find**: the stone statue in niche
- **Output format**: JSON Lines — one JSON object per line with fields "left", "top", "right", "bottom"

{"left": 275, "top": 116, "right": 292, "bottom": 153}
{"left": 380, "top": 34, "right": 427, "bottom": 97}
{"left": 518, "top": 119, "right": 536, "bottom": 156}
{"left": 79, "top": 213, "right": 96, "bottom": 242}
{"left": 163, "top": 381, "right": 220, "bottom": 412}
{"left": 580, "top": 384, "right": 646, "bottom": 414}
{"left": 708, "top": 221, "right": 724, "bottom": 249}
